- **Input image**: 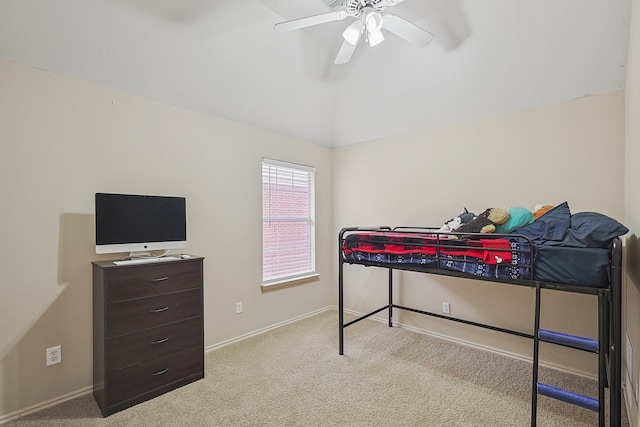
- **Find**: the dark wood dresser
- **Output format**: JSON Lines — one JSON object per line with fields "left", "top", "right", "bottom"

{"left": 92, "top": 256, "right": 204, "bottom": 417}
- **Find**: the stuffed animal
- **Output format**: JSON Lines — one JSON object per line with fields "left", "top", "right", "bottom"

{"left": 533, "top": 204, "right": 554, "bottom": 220}
{"left": 455, "top": 207, "right": 510, "bottom": 234}
{"left": 438, "top": 208, "right": 476, "bottom": 232}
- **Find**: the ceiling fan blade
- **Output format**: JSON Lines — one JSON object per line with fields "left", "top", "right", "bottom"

{"left": 335, "top": 22, "right": 363, "bottom": 64}
{"left": 335, "top": 39, "right": 359, "bottom": 65}
{"left": 335, "top": 41, "right": 357, "bottom": 65}
{"left": 382, "top": 14, "right": 435, "bottom": 47}
{"left": 385, "top": 0, "right": 407, "bottom": 5}
{"left": 274, "top": 10, "right": 348, "bottom": 32}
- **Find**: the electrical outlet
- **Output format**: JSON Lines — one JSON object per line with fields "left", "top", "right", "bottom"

{"left": 236, "top": 302, "right": 243, "bottom": 314}
{"left": 442, "top": 302, "right": 450, "bottom": 314}
{"left": 46, "top": 345, "right": 61, "bottom": 366}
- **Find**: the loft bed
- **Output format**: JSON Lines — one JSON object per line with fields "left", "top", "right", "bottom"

{"left": 337, "top": 202, "right": 627, "bottom": 427}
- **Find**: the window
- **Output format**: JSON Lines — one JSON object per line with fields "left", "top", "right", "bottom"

{"left": 262, "top": 158, "right": 316, "bottom": 285}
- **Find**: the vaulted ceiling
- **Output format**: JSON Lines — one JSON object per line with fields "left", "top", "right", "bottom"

{"left": 0, "top": 0, "right": 632, "bottom": 147}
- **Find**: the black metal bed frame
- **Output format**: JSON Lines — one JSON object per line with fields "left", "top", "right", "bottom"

{"left": 338, "top": 226, "right": 622, "bottom": 427}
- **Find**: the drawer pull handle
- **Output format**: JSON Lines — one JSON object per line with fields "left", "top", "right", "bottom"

{"left": 151, "top": 368, "right": 169, "bottom": 376}
{"left": 149, "top": 277, "right": 169, "bottom": 283}
{"left": 151, "top": 337, "right": 170, "bottom": 345}
{"left": 150, "top": 306, "right": 170, "bottom": 313}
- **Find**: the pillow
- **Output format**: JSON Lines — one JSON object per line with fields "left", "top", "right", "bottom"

{"left": 514, "top": 201, "right": 571, "bottom": 242}
{"left": 561, "top": 212, "right": 628, "bottom": 248}
{"left": 495, "top": 207, "right": 534, "bottom": 234}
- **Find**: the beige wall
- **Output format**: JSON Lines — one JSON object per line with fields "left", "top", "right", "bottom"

{"left": 334, "top": 91, "right": 625, "bottom": 376}
{"left": 625, "top": 0, "right": 640, "bottom": 425}
{"left": 0, "top": 57, "right": 634, "bottom": 421}
{"left": 0, "top": 60, "right": 334, "bottom": 418}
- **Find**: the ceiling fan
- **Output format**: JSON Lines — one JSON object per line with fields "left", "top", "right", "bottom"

{"left": 274, "top": 0, "right": 435, "bottom": 64}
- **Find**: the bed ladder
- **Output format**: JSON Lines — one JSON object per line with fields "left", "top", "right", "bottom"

{"left": 530, "top": 284, "right": 608, "bottom": 427}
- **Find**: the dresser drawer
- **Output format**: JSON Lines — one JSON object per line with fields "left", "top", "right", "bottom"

{"left": 106, "top": 346, "right": 203, "bottom": 407}
{"left": 106, "top": 289, "right": 202, "bottom": 337}
{"left": 106, "top": 317, "right": 203, "bottom": 371}
{"left": 105, "top": 260, "right": 202, "bottom": 303}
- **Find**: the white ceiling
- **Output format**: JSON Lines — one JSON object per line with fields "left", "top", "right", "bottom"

{"left": 0, "top": 0, "right": 632, "bottom": 147}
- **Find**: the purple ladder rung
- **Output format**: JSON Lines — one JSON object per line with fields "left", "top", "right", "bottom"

{"left": 538, "top": 329, "right": 599, "bottom": 353}
{"left": 537, "top": 383, "right": 599, "bottom": 412}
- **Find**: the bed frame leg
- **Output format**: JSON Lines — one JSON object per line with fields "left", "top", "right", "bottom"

{"left": 598, "top": 290, "right": 606, "bottom": 426}
{"left": 531, "top": 284, "right": 541, "bottom": 427}
{"left": 611, "top": 238, "right": 622, "bottom": 427}
{"left": 388, "top": 268, "right": 393, "bottom": 327}
{"left": 339, "top": 232, "right": 345, "bottom": 356}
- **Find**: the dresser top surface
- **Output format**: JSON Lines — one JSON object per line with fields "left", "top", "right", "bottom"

{"left": 92, "top": 255, "right": 203, "bottom": 269}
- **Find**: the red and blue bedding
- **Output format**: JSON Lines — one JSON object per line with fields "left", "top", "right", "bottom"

{"left": 342, "top": 231, "right": 533, "bottom": 280}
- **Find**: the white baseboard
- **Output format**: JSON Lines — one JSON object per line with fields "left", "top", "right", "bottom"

{"left": 204, "top": 306, "right": 333, "bottom": 353}
{"left": 0, "top": 385, "right": 93, "bottom": 425}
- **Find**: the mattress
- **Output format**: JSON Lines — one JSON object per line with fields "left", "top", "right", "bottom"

{"left": 534, "top": 244, "right": 611, "bottom": 288}
{"left": 341, "top": 231, "right": 612, "bottom": 288}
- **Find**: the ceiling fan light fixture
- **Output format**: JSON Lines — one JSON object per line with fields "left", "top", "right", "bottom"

{"left": 367, "top": 29, "right": 385, "bottom": 47}
{"left": 365, "top": 11, "right": 383, "bottom": 32}
{"left": 363, "top": 9, "right": 384, "bottom": 47}
{"left": 343, "top": 21, "right": 364, "bottom": 45}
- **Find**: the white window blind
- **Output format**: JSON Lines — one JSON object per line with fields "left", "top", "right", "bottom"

{"left": 262, "top": 159, "right": 316, "bottom": 284}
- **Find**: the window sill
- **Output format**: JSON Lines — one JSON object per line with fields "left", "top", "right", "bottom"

{"left": 261, "top": 273, "right": 320, "bottom": 291}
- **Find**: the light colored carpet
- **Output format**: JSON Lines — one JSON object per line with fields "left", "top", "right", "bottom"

{"left": 6, "top": 310, "right": 629, "bottom": 426}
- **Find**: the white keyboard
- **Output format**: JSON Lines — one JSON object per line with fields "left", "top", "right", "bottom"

{"left": 113, "top": 256, "right": 179, "bottom": 266}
